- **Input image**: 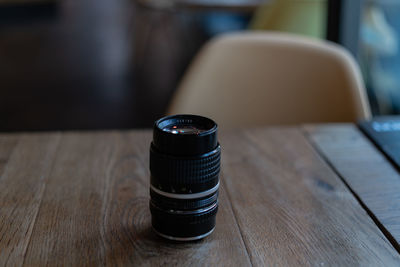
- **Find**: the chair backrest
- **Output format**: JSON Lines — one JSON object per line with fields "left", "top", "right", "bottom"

{"left": 167, "top": 32, "right": 371, "bottom": 128}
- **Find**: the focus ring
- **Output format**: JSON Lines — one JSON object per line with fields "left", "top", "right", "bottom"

{"left": 150, "top": 144, "right": 221, "bottom": 187}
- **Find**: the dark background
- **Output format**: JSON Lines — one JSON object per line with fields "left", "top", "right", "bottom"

{"left": 0, "top": 0, "right": 376, "bottom": 131}
{"left": 0, "top": 0, "right": 230, "bottom": 131}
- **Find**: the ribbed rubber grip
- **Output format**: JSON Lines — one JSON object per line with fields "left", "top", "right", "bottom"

{"left": 150, "top": 144, "right": 221, "bottom": 193}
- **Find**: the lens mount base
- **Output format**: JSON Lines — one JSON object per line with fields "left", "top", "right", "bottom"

{"left": 152, "top": 227, "right": 215, "bottom": 241}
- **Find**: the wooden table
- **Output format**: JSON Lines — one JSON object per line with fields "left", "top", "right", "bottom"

{"left": 1, "top": 124, "right": 400, "bottom": 265}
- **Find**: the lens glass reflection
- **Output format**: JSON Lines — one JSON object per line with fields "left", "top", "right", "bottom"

{"left": 163, "top": 124, "right": 207, "bottom": 135}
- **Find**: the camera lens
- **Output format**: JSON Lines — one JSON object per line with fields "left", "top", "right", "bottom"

{"left": 162, "top": 124, "right": 208, "bottom": 135}
{"left": 150, "top": 114, "right": 220, "bottom": 241}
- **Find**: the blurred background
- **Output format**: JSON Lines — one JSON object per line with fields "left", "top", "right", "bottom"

{"left": 0, "top": 0, "right": 399, "bottom": 131}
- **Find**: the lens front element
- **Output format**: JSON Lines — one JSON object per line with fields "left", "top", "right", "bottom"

{"left": 162, "top": 124, "right": 208, "bottom": 135}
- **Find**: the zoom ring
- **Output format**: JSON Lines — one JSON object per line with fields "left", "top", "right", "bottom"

{"left": 150, "top": 144, "right": 221, "bottom": 185}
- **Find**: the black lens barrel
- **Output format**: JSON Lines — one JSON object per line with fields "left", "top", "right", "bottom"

{"left": 150, "top": 144, "right": 220, "bottom": 194}
{"left": 149, "top": 114, "right": 220, "bottom": 241}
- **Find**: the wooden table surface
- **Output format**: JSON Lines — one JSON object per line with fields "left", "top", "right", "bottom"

{"left": 1, "top": 124, "right": 400, "bottom": 266}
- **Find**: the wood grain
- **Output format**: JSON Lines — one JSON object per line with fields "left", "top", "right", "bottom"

{"left": 220, "top": 127, "right": 400, "bottom": 266}
{"left": 1, "top": 127, "right": 400, "bottom": 266}
{"left": 19, "top": 131, "right": 250, "bottom": 266}
{"left": 304, "top": 124, "right": 400, "bottom": 251}
{"left": 97, "top": 131, "right": 250, "bottom": 266}
{"left": 0, "top": 133, "right": 60, "bottom": 266}
{"left": 22, "top": 132, "right": 116, "bottom": 265}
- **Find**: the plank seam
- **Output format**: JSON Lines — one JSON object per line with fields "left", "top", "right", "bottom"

{"left": 222, "top": 178, "right": 254, "bottom": 267}
{"left": 99, "top": 133, "right": 120, "bottom": 266}
{"left": 301, "top": 127, "right": 400, "bottom": 255}
{"left": 21, "top": 133, "right": 63, "bottom": 266}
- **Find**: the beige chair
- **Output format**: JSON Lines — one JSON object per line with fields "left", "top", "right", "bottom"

{"left": 167, "top": 32, "right": 371, "bottom": 128}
